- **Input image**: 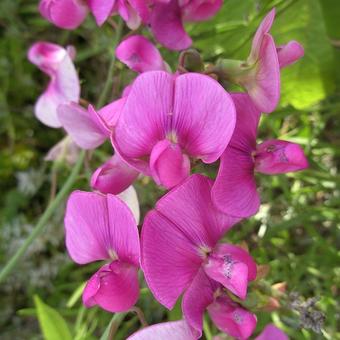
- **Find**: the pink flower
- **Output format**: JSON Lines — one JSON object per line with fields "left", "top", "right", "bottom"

{"left": 28, "top": 42, "right": 80, "bottom": 128}
{"left": 255, "top": 324, "right": 288, "bottom": 340}
{"left": 183, "top": 270, "right": 257, "bottom": 339}
{"left": 211, "top": 93, "right": 309, "bottom": 218}
{"left": 116, "top": 35, "right": 166, "bottom": 73}
{"left": 127, "top": 320, "right": 195, "bottom": 340}
{"left": 112, "top": 71, "right": 236, "bottom": 189}
{"left": 39, "top": 0, "right": 88, "bottom": 29}
{"left": 149, "top": 0, "right": 222, "bottom": 50}
{"left": 217, "top": 9, "right": 303, "bottom": 114}
{"left": 141, "top": 174, "right": 257, "bottom": 337}
{"left": 65, "top": 191, "right": 140, "bottom": 312}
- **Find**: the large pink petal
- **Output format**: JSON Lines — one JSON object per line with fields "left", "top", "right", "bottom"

{"left": 155, "top": 174, "right": 240, "bottom": 249}
{"left": 150, "top": 0, "right": 192, "bottom": 50}
{"left": 203, "top": 244, "right": 257, "bottom": 300}
{"left": 65, "top": 191, "right": 139, "bottom": 265}
{"left": 116, "top": 35, "right": 166, "bottom": 73}
{"left": 255, "top": 140, "right": 309, "bottom": 174}
{"left": 91, "top": 153, "right": 139, "bottom": 195}
{"left": 149, "top": 139, "right": 190, "bottom": 188}
{"left": 250, "top": 8, "right": 275, "bottom": 62}
{"left": 57, "top": 102, "right": 107, "bottom": 149}
{"left": 208, "top": 295, "right": 257, "bottom": 339}
{"left": 173, "top": 73, "right": 236, "bottom": 163}
{"left": 88, "top": 0, "right": 115, "bottom": 25}
{"left": 255, "top": 324, "right": 288, "bottom": 340}
{"left": 181, "top": 0, "right": 223, "bottom": 22}
{"left": 277, "top": 40, "right": 304, "bottom": 68}
{"left": 141, "top": 210, "right": 202, "bottom": 309}
{"left": 112, "top": 71, "right": 174, "bottom": 174}
{"left": 212, "top": 147, "right": 260, "bottom": 218}
{"left": 182, "top": 269, "right": 217, "bottom": 337}
{"left": 39, "top": 0, "right": 88, "bottom": 30}
{"left": 127, "top": 320, "right": 195, "bottom": 340}
{"left": 245, "top": 34, "right": 280, "bottom": 114}
{"left": 83, "top": 261, "right": 139, "bottom": 312}
{"left": 229, "top": 93, "right": 260, "bottom": 153}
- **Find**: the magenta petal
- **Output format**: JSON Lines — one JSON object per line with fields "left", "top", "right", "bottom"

{"left": 39, "top": 0, "right": 88, "bottom": 29}
{"left": 277, "top": 40, "right": 304, "bottom": 68}
{"left": 156, "top": 174, "right": 240, "bottom": 248}
{"left": 203, "top": 244, "right": 257, "bottom": 299}
{"left": 90, "top": 97, "right": 127, "bottom": 133}
{"left": 229, "top": 93, "right": 260, "bottom": 152}
{"left": 88, "top": 0, "right": 115, "bottom": 25}
{"left": 255, "top": 140, "right": 309, "bottom": 174}
{"left": 91, "top": 153, "right": 139, "bottom": 195}
{"left": 141, "top": 210, "right": 202, "bottom": 309}
{"left": 211, "top": 93, "right": 260, "bottom": 217}
{"left": 65, "top": 191, "right": 139, "bottom": 265}
{"left": 83, "top": 261, "right": 139, "bottom": 312}
{"left": 246, "top": 34, "right": 280, "bottom": 114}
{"left": 57, "top": 103, "right": 107, "bottom": 149}
{"left": 212, "top": 147, "right": 260, "bottom": 218}
{"left": 255, "top": 324, "right": 288, "bottom": 340}
{"left": 181, "top": 0, "right": 223, "bottom": 21}
{"left": 150, "top": 0, "right": 192, "bottom": 50}
{"left": 116, "top": 35, "right": 166, "bottom": 73}
{"left": 208, "top": 295, "right": 257, "bottom": 339}
{"left": 250, "top": 8, "right": 275, "bottom": 61}
{"left": 127, "top": 320, "right": 195, "bottom": 340}
{"left": 173, "top": 73, "right": 236, "bottom": 163}
{"left": 112, "top": 71, "right": 174, "bottom": 174}
{"left": 150, "top": 139, "right": 190, "bottom": 188}
{"left": 182, "top": 269, "right": 217, "bottom": 337}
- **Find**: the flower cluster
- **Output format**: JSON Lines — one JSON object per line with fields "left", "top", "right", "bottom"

{"left": 30, "top": 2, "right": 309, "bottom": 339}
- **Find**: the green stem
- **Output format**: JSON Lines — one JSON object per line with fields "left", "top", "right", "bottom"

{"left": 203, "top": 315, "right": 213, "bottom": 340}
{"left": 100, "top": 313, "right": 126, "bottom": 340}
{"left": 97, "top": 19, "right": 124, "bottom": 108}
{"left": 0, "top": 150, "right": 85, "bottom": 283}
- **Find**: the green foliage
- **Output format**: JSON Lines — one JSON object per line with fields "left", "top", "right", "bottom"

{"left": 34, "top": 295, "right": 73, "bottom": 340}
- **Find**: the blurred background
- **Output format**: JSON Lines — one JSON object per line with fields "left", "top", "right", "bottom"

{"left": 0, "top": 0, "right": 339, "bottom": 339}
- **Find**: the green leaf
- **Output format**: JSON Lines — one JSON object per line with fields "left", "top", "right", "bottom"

{"left": 272, "top": 0, "right": 336, "bottom": 109}
{"left": 34, "top": 295, "right": 73, "bottom": 340}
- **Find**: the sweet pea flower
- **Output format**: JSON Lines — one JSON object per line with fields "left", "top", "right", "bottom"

{"left": 142, "top": 174, "right": 257, "bottom": 337}
{"left": 216, "top": 8, "right": 304, "bottom": 113}
{"left": 28, "top": 42, "right": 80, "bottom": 128}
{"left": 127, "top": 320, "right": 195, "bottom": 340}
{"left": 212, "top": 93, "right": 308, "bottom": 218}
{"left": 183, "top": 270, "right": 257, "bottom": 339}
{"left": 116, "top": 35, "right": 166, "bottom": 73}
{"left": 149, "top": 0, "right": 223, "bottom": 50}
{"left": 255, "top": 324, "right": 288, "bottom": 340}
{"left": 65, "top": 191, "right": 140, "bottom": 312}
{"left": 112, "top": 71, "right": 236, "bottom": 189}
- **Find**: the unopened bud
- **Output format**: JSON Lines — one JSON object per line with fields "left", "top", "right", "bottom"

{"left": 178, "top": 49, "right": 204, "bottom": 72}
